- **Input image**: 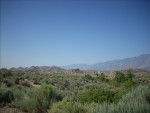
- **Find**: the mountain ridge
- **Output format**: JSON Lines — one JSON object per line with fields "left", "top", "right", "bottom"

{"left": 62, "top": 54, "right": 150, "bottom": 71}
{"left": 2, "top": 54, "right": 150, "bottom": 71}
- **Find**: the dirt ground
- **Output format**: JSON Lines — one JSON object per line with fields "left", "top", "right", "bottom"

{"left": 0, "top": 105, "right": 26, "bottom": 113}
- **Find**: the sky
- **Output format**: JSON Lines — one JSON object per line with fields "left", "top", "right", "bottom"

{"left": 0, "top": 0, "right": 150, "bottom": 68}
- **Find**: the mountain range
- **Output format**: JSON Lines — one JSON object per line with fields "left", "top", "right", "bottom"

{"left": 62, "top": 54, "right": 150, "bottom": 71}
{"left": 10, "top": 66, "right": 66, "bottom": 73}
{"left": 7, "top": 54, "right": 150, "bottom": 71}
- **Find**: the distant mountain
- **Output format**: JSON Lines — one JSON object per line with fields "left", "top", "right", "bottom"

{"left": 62, "top": 54, "right": 150, "bottom": 71}
{"left": 62, "top": 64, "right": 90, "bottom": 70}
{"left": 10, "top": 66, "right": 66, "bottom": 73}
{"left": 9, "top": 54, "right": 150, "bottom": 71}
{"left": 49, "top": 66, "right": 66, "bottom": 73}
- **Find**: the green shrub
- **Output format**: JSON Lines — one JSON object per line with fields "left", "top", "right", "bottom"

{"left": 121, "top": 80, "right": 135, "bottom": 89}
{"left": 33, "top": 78, "right": 40, "bottom": 85}
{"left": 48, "top": 97, "right": 90, "bottom": 113}
{"left": 126, "top": 70, "right": 135, "bottom": 81}
{"left": 121, "top": 85, "right": 150, "bottom": 104}
{"left": 3, "top": 79, "right": 14, "bottom": 87}
{"left": 15, "top": 77, "right": 20, "bottom": 84}
{"left": 84, "top": 75, "right": 94, "bottom": 80}
{"left": 113, "top": 70, "right": 135, "bottom": 89}
{"left": 78, "top": 88, "right": 117, "bottom": 103}
{"left": 13, "top": 84, "right": 63, "bottom": 113}
{"left": 114, "top": 71, "right": 126, "bottom": 83}
{"left": 92, "top": 85, "right": 150, "bottom": 113}
{"left": 96, "top": 75, "right": 109, "bottom": 82}
{"left": 0, "top": 69, "right": 13, "bottom": 78}
{"left": 13, "top": 88, "right": 24, "bottom": 101}
{"left": 0, "top": 89, "right": 14, "bottom": 104}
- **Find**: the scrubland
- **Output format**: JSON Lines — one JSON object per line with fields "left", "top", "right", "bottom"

{"left": 0, "top": 69, "right": 150, "bottom": 113}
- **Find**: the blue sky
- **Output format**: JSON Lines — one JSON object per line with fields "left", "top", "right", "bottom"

{"left": 1, "top": 0, "right": 150, "bottom": 68}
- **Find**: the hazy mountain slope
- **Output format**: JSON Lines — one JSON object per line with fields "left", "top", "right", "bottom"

{"left": 62, "top": 64, "right": 90, "bottom": 70}
{"left": 63, "top": 54, "right": 150, "bottom": 71}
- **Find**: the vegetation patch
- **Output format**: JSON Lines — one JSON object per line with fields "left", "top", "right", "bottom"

{"left": 78, "top": 88, "right": 118, "bottom": 103}
{"left": 0, "top": 69, "right": 150, "bottom": 113}
{"left": 49, "top": 97, "right": 90, "bottom": 113}
{"left": 13, "top": 84, "right": 63, "bottom": 113}
{"left": 93, "top": 85, "right": 150, "bottom": 113}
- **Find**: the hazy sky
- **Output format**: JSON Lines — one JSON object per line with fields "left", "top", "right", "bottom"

{"left": 1, "top": 0, "right": 150, "bottom": 68}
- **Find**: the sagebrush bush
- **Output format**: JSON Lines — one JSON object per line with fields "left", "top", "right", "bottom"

{"left": 0, "top": 89, "right": 14, "bottom": 104}
{"left": 96, "top": 75, "right": 109, "bottom": 82}
{"left": 13, "top": 84, "right": 63, "bottom": 113}
{"left": 92, "top": 85, "right": 150, "bottom": 113}
{"left": 84, "top": 74, "right": 94, "bottom": 81}
{"left": 121, "top": 85, "right": 150, "bottom": 104}
{"left": 48, "top": 97, "right": 90, "bottom": 113}
{"left": 121, "top": 79, "right": 135, "bottom": 88}
{"left": 3, "top": 79, "right": 14, "bottom": 87}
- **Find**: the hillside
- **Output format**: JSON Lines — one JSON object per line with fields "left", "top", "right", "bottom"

{"left": 62, "top": 54, "right": 150, "bottom": 71}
